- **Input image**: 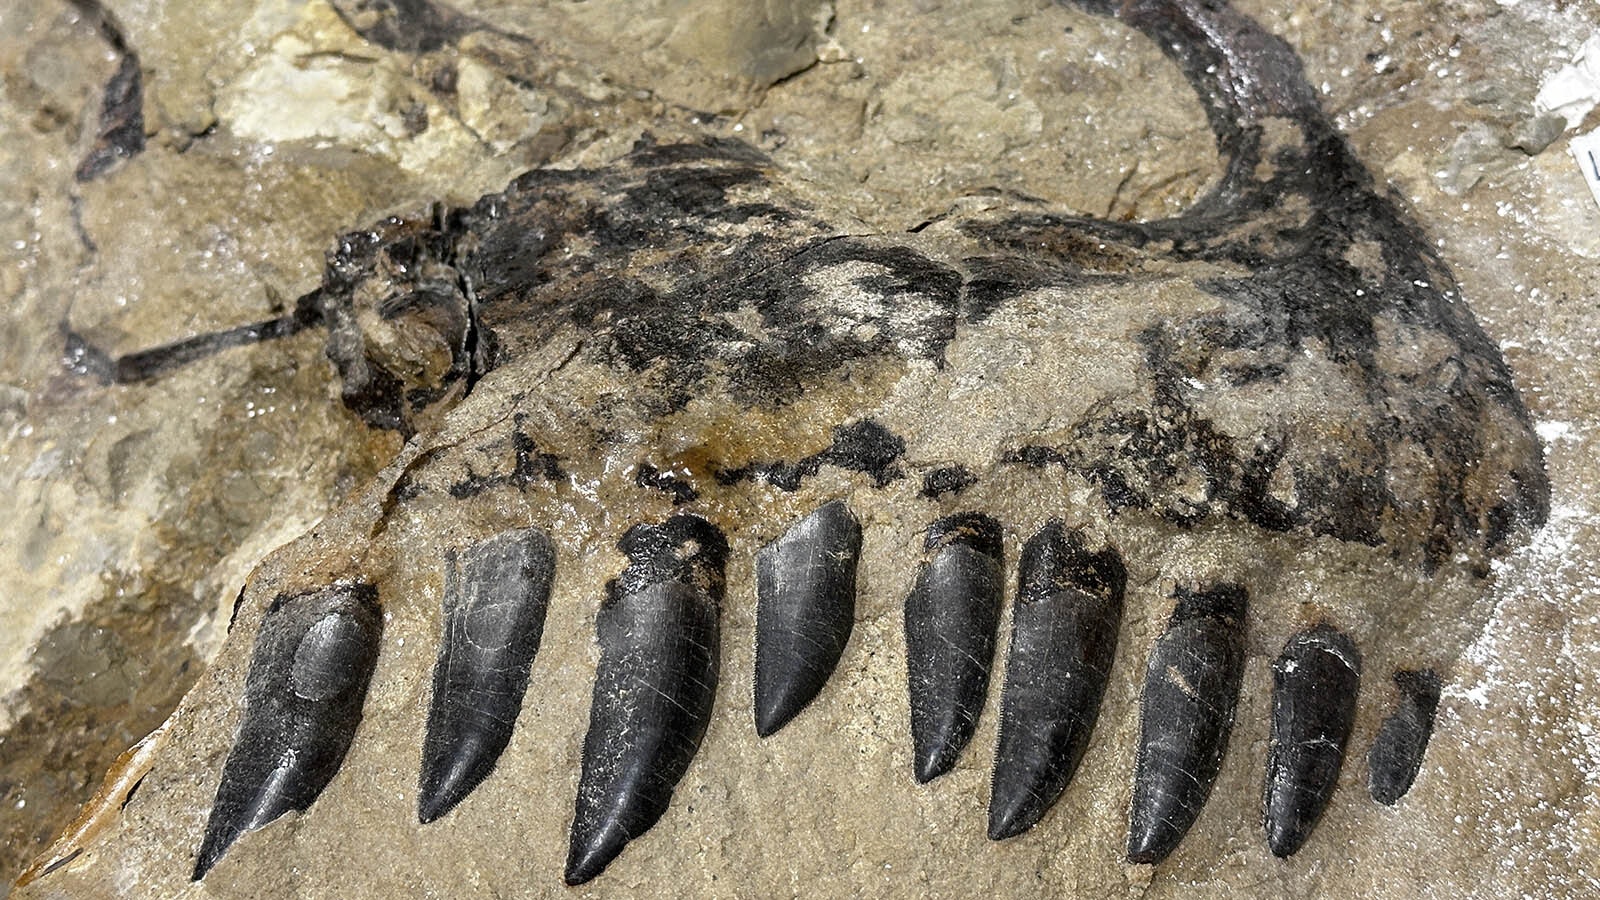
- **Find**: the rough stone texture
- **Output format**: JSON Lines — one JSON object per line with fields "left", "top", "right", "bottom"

{"left": 1, "top": 1, "right": 1597, "bottom": 898}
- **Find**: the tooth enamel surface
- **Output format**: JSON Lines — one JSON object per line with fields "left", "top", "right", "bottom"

{"left": 4, "top": 0, "right": 1589, "bottom": 898}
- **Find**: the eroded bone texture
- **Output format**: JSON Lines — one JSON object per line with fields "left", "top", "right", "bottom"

{"left": 7, "top": 0, "right": 1562, "bottom": 895}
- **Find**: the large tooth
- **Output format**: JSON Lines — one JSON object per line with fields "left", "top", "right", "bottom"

{"left": 904, "top": 512, "right": 1005, "bottom": 784}
{"left": 194, "top": 584, "right": 383, "bottom": 879}
{"left": 1367, "top": 668, "right": 1442, "bottom": 805}
{"left": 1126, "top": 584, "right": 1249, "bottom": 865}
{"left": 1261, "top": 625, "right": 1361, "bottom": 857}
{"left": 565, "top": 514, "right": 728, "bottom": 886}
{"left": 418, "top": 528, "right": 556, "bottom": 824}
{"left": 754, "top": 500, "right": 863, "bottom": 738}
{"left": 988, "top": 523, "right": 1125, "bottom": 840}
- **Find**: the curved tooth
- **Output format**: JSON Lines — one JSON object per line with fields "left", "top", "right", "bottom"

{"left": 565, "top": 514, "right": 727, "bottom": 886}
{"left": 754, "top": 500, "right": 863, "bottom": 738}
{"left": 418, "top": 528, "right": 556, "bottom": 824}
{"left": 904, "top": 512, "right": 1005, "bottom": 784}
{"left": 1126, "top": 584, "right": 1249, "bottom": 865}
{"left": 988, "top": 523, "right": 1125, "bottom": 840}
{"left": 194, "top": 584, "right": 383, "bottom": 880}
{"left": 1367, "top": 668, "right": 1442, "bottom": 805}
{"left": 1261, "top": 625, "right": 1361, "bottom": 857}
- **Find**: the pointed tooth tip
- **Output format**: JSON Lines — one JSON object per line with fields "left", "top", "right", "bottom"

{"left": 417, "top": 729, "right": 497, "bottom": 825}
{"left": 1265, "top": 820, "right": 1305, "bottom": 858}
{"left": 1125, "top": 827, "right": 1172, "bottom": 865}
{"left": 191, "top": 847, "right": 220, "bottom": 882}
{"left": 564, "top": 830, "right": 627, "bottom": 886}
{"left": 416, "top": 784, "right": 453, "bottom": 825}
{"left": 986, "top": 800, "right": 1035, "bottom": 841}
{"left": 914, "top": 747, "right": 953, "bottom": 784}
{"left": 753, "top": 697, "right": 794, "bottom": 738}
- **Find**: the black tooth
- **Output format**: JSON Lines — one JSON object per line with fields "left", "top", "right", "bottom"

{"left": 924, "top": 510, "right": 1004, "bottom": 560}
{"left": 905, "top": 512, "right": 1005, "bottom": 783}
{"left": 1262, "top": 624, "right": 1361, "bottom": 857}
{"left": 1367, "top": 668, "right": 1442, "bottom": 805}
{"left": 989, "top": 523, "right": 1125, "bottom": 840}
{"left": 194, "top": 584, "right": 382, "bottom": 880}
{"left": 754, "top": 501, "right": 863, "bottom": 738}
{"left": 565, "top": 515, "right": 726, "bottom": 886}
{"left": 1126, "top": 584, "right": 1248, "bottom": 865}
{"left": 418, "top": 528, "right": 556, "bottom": 824}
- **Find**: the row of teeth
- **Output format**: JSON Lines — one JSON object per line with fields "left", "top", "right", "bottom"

{"left": 193, "top": 502, "right": 1442, "bottom": 885}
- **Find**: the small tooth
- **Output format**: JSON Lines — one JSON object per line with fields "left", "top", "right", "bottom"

{"left": 1367, "top": 668, "right": 1442, "bottom": 806}
{"left": 754, "top": 501, "right": 863, "bottom": 738}
{"left": 565, "top": 515, "right": 727, "bottom": 886}
{"left": 1126, "top": 584, "right": 1248, "bottom": 865}
{"left": 1262, "top": 625, "right": 1361, "bottom": 857}
{"left": 418, "top": 528, "right": 556, "bottom": 824}
{"left": 989, "top": 523, "right": 1125, "bottom": 840}
{"left": 194, "top": 584, "right": 383, "bottom": 880}
{"left": 904, "top": 512, "right": 1005, "bottom": 784}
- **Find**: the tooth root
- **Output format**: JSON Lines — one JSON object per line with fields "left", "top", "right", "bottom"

{"left": 754, "top": 500, "right": 863, "bottom": 738}
{"left": 989, "top": 523, "right": 1125, "bottom": 840}
{"left": 194, "top": 584, "right": 383, "bottom": 880}
{"left": 565, "top": 515, "right": 727, "bottom": 887}
{"left": 1262, "top": 625, "right": 1361, "bottom": 857}
{"left": 418, "top": 528, "right": 556, "bottom": 824}
{"left": 904, "top": 512, "right": 1005, "bottom": 784}
{"left": 1126, "top": 584, "right": 1249, "bottom": 865}
{"left": 1367, "top": 668, "right": 1442, "bottom": 806}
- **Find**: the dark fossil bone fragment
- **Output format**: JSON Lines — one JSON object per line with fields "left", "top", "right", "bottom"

{"left": 753, "top": 501, "right": 864, "bottom": 738}
{"left": 904, "top": 512, "right": 1006, "bottom": 784}
{"left": 566, "top": 515, "right": 728, "bottom": 886}
{"left": 44, "top": 0, "right": 1551, "bottom": 892}
{"left": 1367, "top": 668, "right": 1443, "bottom": 806}
{"left": 988, "top": 523, "right": 1125, "bottom": 841}
{"left": 1261, "top": 625, "right": 1362, "bottom": 857}
{"left": 417, "top": 528, "right": 556, "bottom": 824}
{"left": 193, "top": 584, "right": 382, "bottom": 879}
{"left": 1127, "top": 584, "right": 1249, "bottom": 865}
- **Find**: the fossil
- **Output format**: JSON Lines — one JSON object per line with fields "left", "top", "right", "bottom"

{"left": 16, "top": 0, "right": 1550, "bottom": 893}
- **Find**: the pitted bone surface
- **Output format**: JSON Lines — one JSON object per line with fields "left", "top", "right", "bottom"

{"left": 12, "top": 0, "right": 1553, "bottom": 897}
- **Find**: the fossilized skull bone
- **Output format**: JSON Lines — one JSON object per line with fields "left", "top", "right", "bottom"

{"left": 17, "top": 0, "right": 1549, "bottom": 895}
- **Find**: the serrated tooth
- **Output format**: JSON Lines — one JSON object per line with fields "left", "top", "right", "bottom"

{"left": 754, "top": 500, "right": 862, "bottom": 738}
{"left": 988, "top": 523, "right": 1124, "bottom": 840}
{"left": 565, "top": 515, "right": 727, "bottom": 886}
{"left": 1261, "top": 625, "right": 1361, "bottom": 857}
{"left": 904, "top": 512, "right": 1005, "bottom": 784}
{"left": 418, "top": 528, "right": 555, "bottom": 824}
{"left": 1126, "top": 584, "right": 1248, "bottom": 865}
{"left": 1367, "top": 668, "right": 1442, "bottom": 806}
{"left": 194, "top": 584, "right": 382, "bottom": 880}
